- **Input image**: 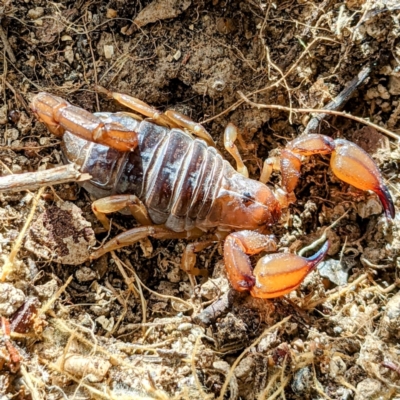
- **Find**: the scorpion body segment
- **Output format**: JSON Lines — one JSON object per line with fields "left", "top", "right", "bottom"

{"left": 61, "top": 113, "right": 281, "bottom": 233}
{"left": 31, "top": 92, "right": 395, "bottom": 299}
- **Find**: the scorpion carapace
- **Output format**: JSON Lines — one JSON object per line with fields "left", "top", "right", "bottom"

{"left": 31, "top": 92, "right": 395, "bottom": 299}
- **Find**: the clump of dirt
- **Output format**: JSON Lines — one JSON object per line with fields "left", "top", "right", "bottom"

{"left": 1, "top": 0, "right": 400, "bottom": 398}
{"left": 26, "top": 201, "right": 96, "bottom": 264}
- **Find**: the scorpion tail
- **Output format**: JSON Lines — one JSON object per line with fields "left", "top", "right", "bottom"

{"left": 31, "top": 92, "right": 139, "bottom": 152}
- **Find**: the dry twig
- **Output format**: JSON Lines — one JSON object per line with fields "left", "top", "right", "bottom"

{"left": 238, "top": 91, "right": 400, "bottom": 140}
{"left": 0, "top": 164, "right": 91, "bottom": 193}
{"left": 0, "top": 187, "right": 45, "bottom": 281}
{"left": 0, "top": 23, "right": 16, "bottom": 63}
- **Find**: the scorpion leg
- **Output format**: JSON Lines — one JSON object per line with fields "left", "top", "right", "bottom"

{"left": 92, "top": 195, "right": 151, "bottom": 231}
{"left": 224, "top": 231, "right": 329, "bottom": 298}
{"left": 164, "top": 110, "right": 216, "bottom": 147}
{"left": 279, "top": 134, "right": 395, "bottom": 218}
{"left": 95, "top": 86, "right": 179, "bottom": 129}
{"left": 181, "top": 240, "right": 216, "bottom": 277}
{"left": 223, "top": 123, "right": 249, "bottom": 178}
{"left": 259, "top": 157, "right": 280, "bottom": 184}
{"left": 182, "top": 230, "right": 231, "bottom": 277}
{"left": 224, "top": 231, "right": 277, "bottom": 292}
{"left": 30, "top": 93, "right": 138, "bottom": 152}
{"left": 90, "top": 226, "right": 191, "bottom": 259}
{"left": 96, "top": 86, "right": 216, "bottom": 147}
{"left": 92, "top": 194, "right": 154, "bottom": 257}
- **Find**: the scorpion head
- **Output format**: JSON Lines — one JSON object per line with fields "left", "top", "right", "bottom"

{"left": 208, "top": 164, "right": 282, "bottom": 230}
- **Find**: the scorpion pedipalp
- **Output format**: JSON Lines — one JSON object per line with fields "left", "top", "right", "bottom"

{"left": 224, "top": 231, "right": 329, "bottom": 298}
{"left": 251, "top": 241, "right": 330, "bottom": 298}
{"left": 330, "top": 139, "right": 395, "bottom": 219}
{"left": 278, "top": 134, "right": 395, "bottom": 219}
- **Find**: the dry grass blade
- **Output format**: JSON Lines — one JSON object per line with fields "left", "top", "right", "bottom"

{"left": 0, "top": 187, "right": 45, "bottom": 281}
{"left": 218, "top": 316, "right": 291, "bottom": 400}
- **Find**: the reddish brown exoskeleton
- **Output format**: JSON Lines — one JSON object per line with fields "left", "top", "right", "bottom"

{"left": 30, "top": 91, "right": 395, "bottom": 299}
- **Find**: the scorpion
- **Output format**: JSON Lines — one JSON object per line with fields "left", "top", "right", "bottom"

{"left": 30, "top": 90, "right": 395, "bottom": 299}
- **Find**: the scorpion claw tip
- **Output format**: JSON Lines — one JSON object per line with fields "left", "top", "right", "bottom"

{"left": 305, "top": 240, "right": 330, "bottom": 266}
{"left": 377, "top": 184, "right": 395, "bottom": 219}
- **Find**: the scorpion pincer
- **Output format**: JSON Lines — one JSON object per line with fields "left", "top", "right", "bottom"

{"left": 30, "top": 91, "right": 395, "bottom": 299}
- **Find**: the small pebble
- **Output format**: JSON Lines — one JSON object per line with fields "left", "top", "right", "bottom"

{"left": 106, "top": 8, "right": 117, "bottom": 18}
{"left": 63, "top": 354, "right": 111, "bottom": 382}
{"left": 64, "top": 46, "right": 74, "bottom": 64}
{"left": 6, "top": 128, "right": 19, "bottom": 141}
{"left": 27, "top": 7, "right": 44, "bottom": 20}
{"left": 178, "top": 323, "right": 192, "bottom": 331}
{"left": 0, "top": 283, "right": 26, "bottom": 317}
{"left": 75, "top": 267, "right": 97, "bottom": 282}
{"left": 104, "top": 45, "right": 114, "bottom": 59}
{"left": 173, "top": 50, "right": 182, "bottom": 61}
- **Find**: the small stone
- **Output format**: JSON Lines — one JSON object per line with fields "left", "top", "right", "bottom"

{"left": 318, "top": 259, "right": 349, "bottom": 286}
{"left": 11, "top": 164, "right": 22, "bottom": 173}
{"left": 63, "top": 354, "right": 111, "bottom": 382}
{"left": 177, "top": 323, "right": 192, "bottom": 331}
{"left": 27, "top": 7, "right": 44, "bottom": 20}
{"left": 216, "top": 17, "right": 236, "bottom": 35}
{"left": 35, "top": 279, "right": 58, "bottom": 302}
{"left": 6, "top": 128, "right": 19, "bottom": 141}
{"left": 377, "top": 84, "right": 390, "bottom": 99}
{"left": 25, "top": 201, "right": 96, "bottom": 265}
{"left": 235, "top": 356, "right": 255, "bottom": 379}
{"left": 104, "top": 45, "right": 114, "bottom": 59}
{"left": 96, "top": 315, "right": 114, "bottom": 331}
{"left": 0, "top": 104, "right": 8, "bottom": 124}
{"left": 75, "top": 267, "right": 97, "bottom": 282}
{"left": 292, "top": 367, "right": 312, "bottom": 395}
{"left": 329, "top": 355, "right": 347, "bottom": 377}
{"left": 106, "top": 8, "right": 117, "bottom": 18}
{"left": 64, "top": 46, "right": 74, "bottom": 64}
{"left": 355, "top": 379, "right": 381, "bottom": 400}
{"left": 389, "top": 75, "right": 400, "bottom": 95}
{"left": 133, "top": 0, "right": 191, "bottom": 28}
{"left": 173, "top": 50, "right": 182, "bottom": 61}
{"left": 200, "top": 277, "right": 229, "bottom": 300}
{"left": 0, "top": 283, "right": 26, "bottom": 317}
{"left": 61, "top": 35, "right": 73, "bottom": 41}
{"left": 357, "top": 197, "right": 382, "bottom": 219}
{"left": 381, "top": 291, "right": 400, "bottom": 339}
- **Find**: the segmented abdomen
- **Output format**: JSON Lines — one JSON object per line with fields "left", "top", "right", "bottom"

{"left": 63, "top": 114, "right": 225, "bottom": 232}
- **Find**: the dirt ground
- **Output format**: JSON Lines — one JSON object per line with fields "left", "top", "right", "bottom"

{"left": 1, "top": 0, "right": 400, "bottom": 399}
